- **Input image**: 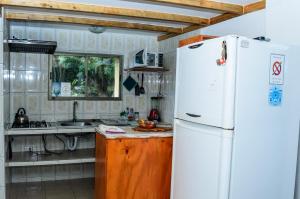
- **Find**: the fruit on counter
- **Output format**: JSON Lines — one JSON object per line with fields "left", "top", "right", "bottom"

{"left": 138, "top": 119, "right": 156, "bottom": 129}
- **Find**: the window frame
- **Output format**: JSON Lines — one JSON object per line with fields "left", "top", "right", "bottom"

{"left": 48, "top": 52, "right": 123, "bottom": 101}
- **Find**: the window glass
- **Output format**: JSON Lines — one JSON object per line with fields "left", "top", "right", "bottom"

{"left": 50, "top": 53, "right": 122, "bottom": 100}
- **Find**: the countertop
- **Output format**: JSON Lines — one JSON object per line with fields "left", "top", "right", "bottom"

{"left": 4, "top": 123, "right": 99, "bottom": 135}
{"left": 95, "top": 126, "right": 173, "bottom": 139}
{"left": 5, "top": 122, "right": 174, "bottom": 138}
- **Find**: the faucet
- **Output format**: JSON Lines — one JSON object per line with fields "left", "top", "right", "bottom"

{"left": 73, "top": 101, "right": 78, "bottom": 122}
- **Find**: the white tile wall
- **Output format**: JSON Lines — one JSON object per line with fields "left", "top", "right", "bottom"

{"left": 40, "top": 54, "right": 49, "bottom": 71}
{"left": 3, "top": 70, "right": 9, "bottom": 93}
{"left": 10, "top": 167, "right": 27, "bottom": 183}
{"left": 26, "top": 94, "right": 41, "bottom": 115}
{"left": 41, "top": 166, "right": 55, "bottom": 181}
{"left": 26, "top": 53, "right": 41, "bottom": 71}
{"left": 0, "top": 186, "right": 4, "bottom": 199}
{"left": 40, "top": 27, "right": 55, "bottom": 41}
{"left": 26, "top": 25, "right": 41, "bottom": 40}
{"left": 26, "top": 166, "right": 42, "bottom": 182}
{"left": 56, "top": 29, "right": 70, "bottom": 52}
{"left": 10, "top": 21, "right": 26, "bottom": 39}
{"left": 0, "top": 128, "right": 3, "bottom": 158}
{"left": 2, "top": 10, "right": 9, "bottom": 193}
{"left": 25, "top": 71, "right": 41, "bottom": 92}
{"left": 84, "top": 32, "right": 98, "bottom": 53}
{"left": 10, "top": 52, "right": 25, "bottom": 70}
{"left": 8, "top": 21, "right": 161, "bottom": 183}
{"left": 10, "top": 70, "right": 25, "bottom": 92}
{"left": 97, "top": 101, "right": 110, "bottom": 114}
{"left": 69, "top": 164, "right": 83, "bottom": 179}
{"left": 0, "top": 159, "right": 4, "bottom": 187}
{"left": 55, "top": 165, "right": 70, "bottom": 181}
{"left": 8, "top": 22, "right": 160, "bottom": 123}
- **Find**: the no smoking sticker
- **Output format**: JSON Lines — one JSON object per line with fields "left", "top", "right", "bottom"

{"left": 270, "top": 54, "right": 285, "bottom": 85}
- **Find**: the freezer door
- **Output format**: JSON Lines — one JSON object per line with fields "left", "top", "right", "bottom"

{"left": 171, "top": 119, "right": 233, "bottom": 199}
{"left": 175, "top": 36, "right": 237, "bottom": 129}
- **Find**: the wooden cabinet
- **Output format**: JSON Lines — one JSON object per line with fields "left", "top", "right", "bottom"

{"left": 178, "top": 34, "right": 217, "bottom": 47}
{"left": 95, "top": 134, "right": 173, "bottom": 199}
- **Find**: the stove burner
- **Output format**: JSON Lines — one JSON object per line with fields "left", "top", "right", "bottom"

{"left": 12, "top": 120, "right": 49, "bottom": 128}
{"left": 12, "top": 122, "right": 29, "bottom": 128}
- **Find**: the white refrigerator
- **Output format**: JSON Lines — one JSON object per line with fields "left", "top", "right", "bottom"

{"left": 171, "top": 35, "right": 300, "bottom": 199}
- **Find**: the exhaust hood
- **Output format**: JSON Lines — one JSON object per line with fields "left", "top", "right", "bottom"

{"left": 8, "top": 39, "right": 57, "bottom": 54}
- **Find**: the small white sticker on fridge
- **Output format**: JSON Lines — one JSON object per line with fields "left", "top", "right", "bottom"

{"left": 269, "top": 54, "right": 285, "bottom": 85}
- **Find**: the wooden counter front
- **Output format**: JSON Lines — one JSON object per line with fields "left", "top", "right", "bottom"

{"left": 95, "top": 133, "right": 173, "bottom": 199}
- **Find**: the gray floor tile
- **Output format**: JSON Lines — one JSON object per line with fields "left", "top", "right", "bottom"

{"left": 7, "top": 178, "right": 94, "bottom": 199}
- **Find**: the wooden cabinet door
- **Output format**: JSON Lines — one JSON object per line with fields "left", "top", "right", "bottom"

{"left": 95, "top": 134, "right": 107, "bottom": 199}
{"left": 107, "top": 137, "right": 173, "bottom": 199}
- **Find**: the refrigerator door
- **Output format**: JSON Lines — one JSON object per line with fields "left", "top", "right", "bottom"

{"left": 171, "top": 119, "right": 233, "bottom": 199}
{"left": 175, "top": 36, "right": 237, "bottom": 129}
{"left": 229, "top": 38, "right": 300, "bottom": 199}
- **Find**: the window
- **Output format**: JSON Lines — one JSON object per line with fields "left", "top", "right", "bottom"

{"left": 49, "top": 53, "right": 122, "bottom": 100}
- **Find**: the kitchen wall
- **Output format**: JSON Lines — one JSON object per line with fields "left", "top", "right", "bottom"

{"left": 159, "top": 10, "right": 266, "bottom": 123}
{"left": 7, "top": 21, "right": 161, "bottom": 183}
{"left": 266, "top": 0, "right": 300, "bottom": 46}
{"left": 3, "top": 9, "right": 10, "bottom": 199}
{"left": 0, "top": 8, "right": 6, "bottom": 199}
{"left": 8, "top": 22, "right": 159, "bottom": 123}
{"left": 264, "top": 1, "right": 300, "bottom": 198}
{"left": 264, "top": 2, "right": 300, "bottom": 199}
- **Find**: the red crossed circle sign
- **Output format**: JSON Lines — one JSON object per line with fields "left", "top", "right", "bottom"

{"left": 272, "top": 61, "right": 282, "bottom": 76}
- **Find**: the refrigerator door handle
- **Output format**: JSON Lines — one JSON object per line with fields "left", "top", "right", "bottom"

{"left": 186, "top": 113, "right": 201, "bottom": 118}
{"left": 188, "top": 43, "right": 203, "bottom": 49}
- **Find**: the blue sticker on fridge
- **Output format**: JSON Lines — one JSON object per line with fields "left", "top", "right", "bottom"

{"left": 269, "top": 86, "right": 282, "bottom": 106}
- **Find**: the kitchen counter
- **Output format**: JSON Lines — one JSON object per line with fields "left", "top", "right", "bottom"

{"left": 4, "top": 123, "right": 99, "bottom": 135}
{"left": 5, "top": 123, "right": 174, "bottom": 137}
{"left": 95, "top": 126, "right": 173, "bottom": 139}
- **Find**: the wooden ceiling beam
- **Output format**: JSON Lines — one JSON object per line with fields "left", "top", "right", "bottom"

{"left": 210, "top": 0, "right": 266, "bottom": 25}
{"left": 209, "top": 13, "right": 239, "bottom": 25}
{"left": 145, "top": 0, "right": 244, "bottom": 14}
{"left": 158, "top": 24, "right": 203, "bottom": 41}
{"left": 157, "top": 0, "right": 266, "bottom": 41}
{"left": 244, "top": 0, "right": 266, "bottom": 14}
{"left": 0, "top": 0, "right": 209, "bottom": 25}
{"left": 5, "top": 12, "right": 184, "bottom": 34}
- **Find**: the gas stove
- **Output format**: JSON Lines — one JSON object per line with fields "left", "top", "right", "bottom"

{"left": 11, "top": 120, "right": 52, "bottom": 129}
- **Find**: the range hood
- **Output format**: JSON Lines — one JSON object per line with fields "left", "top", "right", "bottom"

{"left": 8, "top": 39, "right": 57, "bottom": 54}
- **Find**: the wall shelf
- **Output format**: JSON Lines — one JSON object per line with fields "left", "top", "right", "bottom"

{"left": 6, "top": 148, "right": 95, "bottom": 167}
{"left": 124, "top": 67, "right": 169, "bottom": 73}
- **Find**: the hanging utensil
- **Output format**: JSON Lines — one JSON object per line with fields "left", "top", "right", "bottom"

{"left": 158, "top": 74, "right": 163, "bottom": 97}
{"left": 140, "top": 73, "right": 145, "bottom": 94}
{"left": 135, "top": 74, "right": 140, "bottom": 96}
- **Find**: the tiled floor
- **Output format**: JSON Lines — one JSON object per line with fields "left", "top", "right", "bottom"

{"left": 7, "top": 178, "right": 94, "bottom": 199}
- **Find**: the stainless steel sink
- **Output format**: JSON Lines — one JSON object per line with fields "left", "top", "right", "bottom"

{"left": 58, "top": 119, "right": 102, "bottom": 127}
{"left": 60, "top": 121, "right": 92, "bottom": 127}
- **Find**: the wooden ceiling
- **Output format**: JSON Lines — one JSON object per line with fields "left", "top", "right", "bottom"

{"left": 1, "top": 0, "right": 266, "bottom": 41}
